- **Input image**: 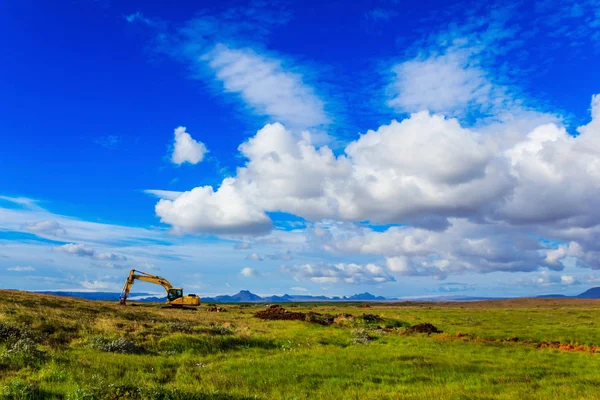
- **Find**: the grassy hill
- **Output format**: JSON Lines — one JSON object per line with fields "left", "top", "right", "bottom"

{"left": 1, "top": 290, "right": 600, "bottom": 399}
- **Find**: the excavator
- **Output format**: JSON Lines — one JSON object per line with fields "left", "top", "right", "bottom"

{"left": 119, "top": 269, "right": 200, "bottom": 308}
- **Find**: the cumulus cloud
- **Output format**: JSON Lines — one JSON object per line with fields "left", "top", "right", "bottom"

{"left": 234, "top": 242, "right": 252, "bottom": 250}
{"left": 152, "top": 116, "right": 509, "bottom": 234}
{"left": 171, "top": 126, "right": 207, "bottom": 165}
{"left": 149, "top": 94, "right": 600, "bottom": 278}
{"left": 143, "top": 44, "right": 600, "bottom": 279}
{"left": 308, "top": 219, "right": 545, "bottom": 278}
{"left": 154, "top": 179, "right": 272, "bottom": 235}
{"left": 54, "top": 243, "right": 95, "bottom": 257}
{"left": 7, "top": 266, "right": 35, "bottom": 272}
{"left": 545, "top": 242, "right": 583, "bottom": 268}
{"left": 520, "top": 271, "right": 581, "bottom": 287}
{"left": 240, "top": 267, "right": 260, "bottom": 277}
{"left": 24, "top": 220, "right": 66, "bottom": 235}
{"left": 560, "top": 275, "right": 578, "bottom": 285}
{"left": 282, "top": 263, "right": 394, "bottom": 285}
{"left": 245, "top": 252, "right": 263, "bottom": 261}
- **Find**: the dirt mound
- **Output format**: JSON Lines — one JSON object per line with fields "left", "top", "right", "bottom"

{"left": 254, "top": 305, "right": 305, "bottom": 321}
{"left": 403, "top": 323, "right": 442, "bottom": 335}
{"left": 207, "top": 304, "right": 227, "bottom": 312}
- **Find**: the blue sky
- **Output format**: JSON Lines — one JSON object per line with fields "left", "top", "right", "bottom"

{"left": 1, "top": 0, "right": 600, "bottom": 297}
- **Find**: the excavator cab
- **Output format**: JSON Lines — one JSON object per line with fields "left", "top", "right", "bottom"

{"left": 167, "top": 288, "right": 183, "bottom": 301}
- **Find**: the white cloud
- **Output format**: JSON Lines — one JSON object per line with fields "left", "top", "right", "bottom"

{"left": 95, "top": 252, "right": 127, "bottom": 262}
{"left": 54, "top": 243, "right": 95, "bottom": 257}
{"left": 388, "top": 52, "right": 495, "bottom": 117}
{"left": 291, "top": 286, "right": 308, "bottom": 292}
{"left": 53, "top": 243, "right": 127, "bottom": 262}
{"left": 233, "top": 242, "right": 252, "bottom": 250}
{"left": 0, "top": 195, "right": 42, "bottom": 210}
{"left": 245, "top": 252, "right": 263, "bottom": 261}
{"left": 519, "top": 271, "right": 581, "bottom": 288}
{"left": 137, "top": 262, "right": 159, "bottom": 271}
{"left": 171, "top": 126, "right": 207, "bottom": 165}
{"left": 151, "top": 116, "right": 507, "bottom": 234}
{"left": 282, "top": 263, "right": 395, "bottom": 285}
{"left": 204, "top": 44, "right": 328, "bottom": 129}
{"left": 148, "top": 94, "right": 600, "bottom": 280}
{"left": 154, "top": 179, "right": 272, "bottom": 235}
{"left": 545, "top": 242, "right": 583, "bottom": 268}
{"left": 240, "top": 267, "right": 260, "bottom": 277}
{"left": 144, "top": 190, "right": 183, "bottom": 201}
{"left": 7, "top": 266, "right": 35, "bottom": 272}
{"left": 81, "top": 279, "right": 118, "bottom": 290}
{"left": 24, "top": 220, "right": 66, "bottom": 235}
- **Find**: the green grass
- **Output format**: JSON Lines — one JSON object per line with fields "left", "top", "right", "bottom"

{"left": 1, "top": 291, "right": 600, "bottom": 399}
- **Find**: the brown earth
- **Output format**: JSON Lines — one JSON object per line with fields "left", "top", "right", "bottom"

{"left": 438, "top": 332, "right": 600, "bottom": 354}
{"left": 254, "top": 305, "right": 306, "bottom": 321}
{"left": 402, "top": 323, "right": 442, "bottom": 335}
{"left": 254, "top": 305, "right": 351, "bottom": 326}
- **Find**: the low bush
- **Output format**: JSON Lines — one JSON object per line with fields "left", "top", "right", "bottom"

{"left": 206, "top": 323, "right": 235, "bottom": 336}
{"left": 1, "top": 338, "right": 46, "bottom": 369}
{"left": 89, "top": 336, "right": 143, "bottom": 354}
{"left": 1, "top": 380, "right": 50, "bottom": 400}
{"left": 0, "top": 321, "right": 23, "bottom": 343}
{"left": 351, "top": 329, "right": 375, "bottom": 345}
{"left": 165, "top": 321, "right": 194, "bottom": 334}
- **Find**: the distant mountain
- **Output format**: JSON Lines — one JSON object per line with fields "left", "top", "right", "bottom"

{"left": 347, "top": 292, "right": 386, "bottom": 301}
{"left": 536, "top": 287, "right": 600, "bottom": 299}
{"left": 577, "top": 287, "right": 600, "bottom": 298}
{"left": 36, "top": 291, "right": 153, "bottom": 301}
{"left": 201, "top": 291, "right": 388, "bottom": 303}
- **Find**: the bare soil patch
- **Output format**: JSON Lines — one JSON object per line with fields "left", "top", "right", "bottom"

{"left": 402, "top": 323, "right": 442, "bottom": 335}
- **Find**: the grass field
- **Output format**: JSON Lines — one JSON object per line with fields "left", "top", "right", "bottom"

{"left": 1, "top": 290, "right": 600, "bottom": 399}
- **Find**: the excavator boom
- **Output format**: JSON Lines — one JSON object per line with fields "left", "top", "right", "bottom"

{"left": 119, "top": 269, "right": 200, "bottom": 308}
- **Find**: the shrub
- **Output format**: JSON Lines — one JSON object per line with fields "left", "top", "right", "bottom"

{"left": 207, "top": 323, "right": 235, "bottom": 336}
{"left": 351, "top": 329, "right": 375, "bottom": 345}
{"left": 89, "top": 336, "right": 143, "bottom": 354}
{"left": 165, "top": 321, "right": 194, "bottom": 334}
{"left": 1, "top": 380, "right": 48, "bottom": 400}
{"left": 0, "top": 322, "right": 22, "bottom": 343}
{"left": 1, "top": 338, "right": 46, "bottom": 368}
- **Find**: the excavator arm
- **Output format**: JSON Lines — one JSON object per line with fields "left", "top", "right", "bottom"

{"left": 120, "top": 269, "right": 172, "bottom": 304}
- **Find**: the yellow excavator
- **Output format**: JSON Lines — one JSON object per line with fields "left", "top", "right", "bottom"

{"left": 119, "top": 269, "right": 200, "bottom": 308}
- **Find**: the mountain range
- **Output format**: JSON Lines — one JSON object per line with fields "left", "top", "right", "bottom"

{"left": 133, "top": 290, "right": 387, "bottom": 303}
{"left": 27, "top": 287, "right": 600, "bottom": 303}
